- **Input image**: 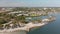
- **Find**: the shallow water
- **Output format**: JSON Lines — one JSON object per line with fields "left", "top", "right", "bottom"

{"left": 28, "top": 12, "right": 60, "bottom": 34}
{"left": 0, "top": 30, "right": 27, "bottom": 34}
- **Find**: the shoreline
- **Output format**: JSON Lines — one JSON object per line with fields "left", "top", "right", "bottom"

{"left": 0, "top": 23, "right": 46, "bottom": 32}
{"left": 0, "top": 16, "right": 56, "bottom": 33}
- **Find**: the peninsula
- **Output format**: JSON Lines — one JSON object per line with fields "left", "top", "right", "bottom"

{"left": 0, "top": 7, "right": 56, "bottom": 34}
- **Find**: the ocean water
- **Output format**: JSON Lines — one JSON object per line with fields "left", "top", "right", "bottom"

{"left": 4, "top": 12, "right": 59, "bottom": 34}
{"left": 28, "top": 12, "right": 60, "bottom": 34}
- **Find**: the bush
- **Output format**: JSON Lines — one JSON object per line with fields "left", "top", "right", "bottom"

{"left": 0, "top": 18, "right": 8, "bottom": 24}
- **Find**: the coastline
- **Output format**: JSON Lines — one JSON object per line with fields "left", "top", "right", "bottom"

{"left": 0, "top": 23, "right": 46, "bottom": 32}
{"left": 0, "top": 23, "right": 47, "bottom": 34}
{"left": 0, "top": 16, "right": 56, "bottom": 34}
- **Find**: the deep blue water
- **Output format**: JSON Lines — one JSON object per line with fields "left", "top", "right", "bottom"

{"left": 28, "top": 13, "right": 60, "bottom": 34}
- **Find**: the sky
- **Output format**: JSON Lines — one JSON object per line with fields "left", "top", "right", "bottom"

{"left": 0, "top": 0, "right": 60, "bottom": 7}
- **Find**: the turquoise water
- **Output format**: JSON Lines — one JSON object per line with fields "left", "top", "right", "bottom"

{"left": 28, "top": 13, "right": 60, "bottom": 34}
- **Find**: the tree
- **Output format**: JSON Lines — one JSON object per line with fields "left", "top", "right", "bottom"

{"left": 15, "top": 15, "right": 28, "bottom": 24}
{"left": 0, "top": 18, "right": 8, "bottom": 24}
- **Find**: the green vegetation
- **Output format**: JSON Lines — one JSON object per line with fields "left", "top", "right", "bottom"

{"left": 0, "top": 18, "right": 8, "bottom": 24}
{"left": 0, "top": 7, "right": 50, "bottom": 25}
{"left": 29, "top": 13, "right": 40, "bottom": 16}
{"left": 15, "top": 15, "right": 28, "bottom": 24}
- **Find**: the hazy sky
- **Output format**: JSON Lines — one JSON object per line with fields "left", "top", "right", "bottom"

{"left": 0, "top": 0, "right": 60, "bottom": 7}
